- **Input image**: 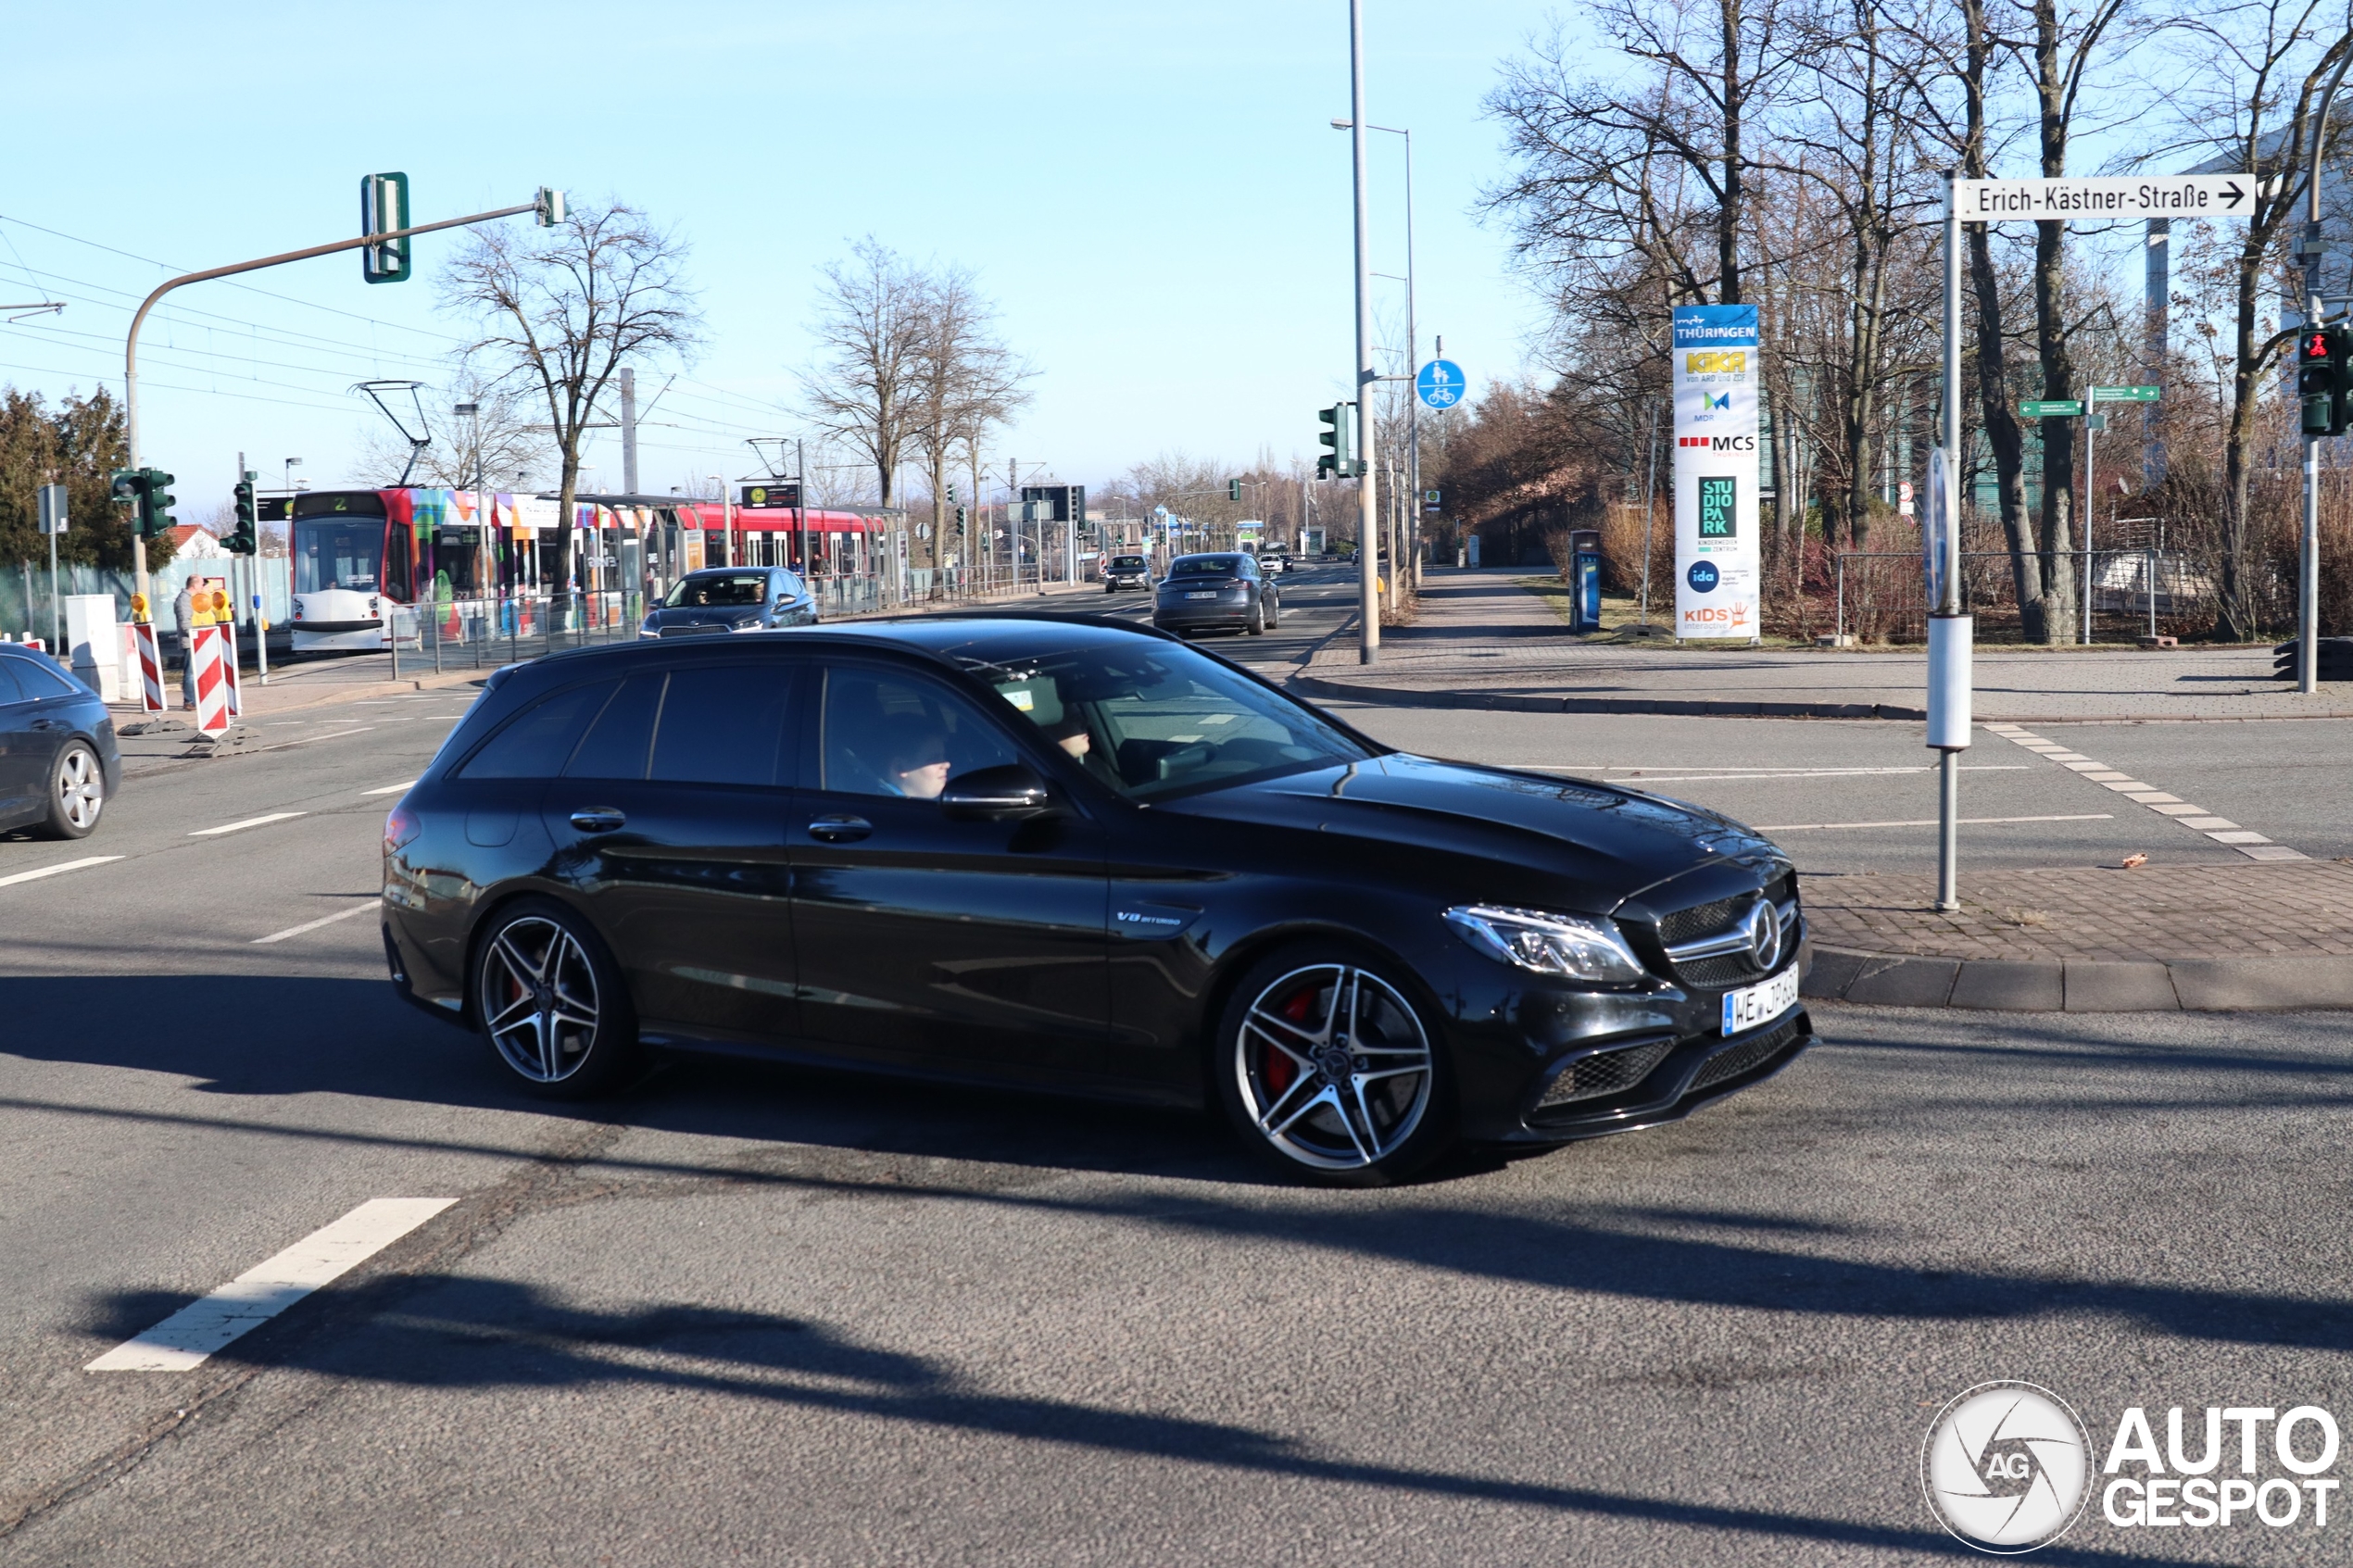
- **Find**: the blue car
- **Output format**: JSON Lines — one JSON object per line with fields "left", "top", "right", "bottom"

{"left": 640, "top": 567, "right": 818, "bottom": 639}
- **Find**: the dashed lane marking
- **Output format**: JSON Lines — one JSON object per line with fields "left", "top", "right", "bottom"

{"left": 361, "top": 781, "right": 418, "bottom": 797}
{"left": 251, "top": 901, "right": 377, "bottom": 945}
{"left": 1757, "top": 813, "right": 2113, "bottom": 832}
{"left": 1981, "top": 721, "right": 2299, "bottom": 859}
{"left": 189, "top": 811, "right": 306, "bottom": 837}
{"left": 0, "top": 856, "right": 122, "bottom": 889}
{"left": 85, "top": 1198, "right": 457, "bottom": 1372}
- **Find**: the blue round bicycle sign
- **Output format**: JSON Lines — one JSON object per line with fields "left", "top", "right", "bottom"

{"left": 1416, "top": 359, "right": 1465, "bottom": 409}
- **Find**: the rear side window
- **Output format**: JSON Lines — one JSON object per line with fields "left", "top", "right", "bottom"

{"left": 563, "top": 673, "right": 665, "bottom": 779}
{"left": 649, "top": 664, "right": 794, "bottom": 786}
{"left": 0, "top": 663, "right": 26, "bottom": 705}
{"left": 11, "top": 659, "right": 76, "bottom": 697}
{"left": 458, "top": 680, "right": 615, "bottom": 779}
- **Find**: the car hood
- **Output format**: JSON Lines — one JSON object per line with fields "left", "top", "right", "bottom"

{"left": 1165, "top": 752, "right": 1785, "bottom": 912}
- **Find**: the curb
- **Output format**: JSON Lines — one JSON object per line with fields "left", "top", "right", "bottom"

{"left": 1800, "top": 944, "right": 2353, "bottom": 1012}
{"left": 1292, "top": 672, "right": 1926, "bottom": 720}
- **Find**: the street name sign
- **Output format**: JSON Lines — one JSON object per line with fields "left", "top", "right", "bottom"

{"left": 1416, "top": 359, "right": 1465, "bottom": 408}
{"left": 2020, "top": 399, "right": 2084, "bottom": 418}
{"left": 1954, "top": 175, "right": 2255, "bottom": 221}
{"left": 2092, "top": 384, "right": 2161, "bottom": 403}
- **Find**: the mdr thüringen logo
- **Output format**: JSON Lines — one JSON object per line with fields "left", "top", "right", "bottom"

{"left": 1923, "top": 1382, "right": 2345, "bottom": 1554}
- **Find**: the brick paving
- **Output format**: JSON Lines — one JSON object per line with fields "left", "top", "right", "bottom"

{"left": 1803, "top": 859, "right": 2353, "bottom": 962}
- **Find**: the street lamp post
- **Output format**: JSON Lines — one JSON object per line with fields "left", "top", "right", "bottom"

{"left": 2297, "top": 42, "right": 2353, "bottom": 693}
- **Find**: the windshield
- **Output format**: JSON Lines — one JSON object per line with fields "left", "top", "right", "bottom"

{"left": 294, "top": 519, "right": 384, "bottom": 595}
{"left": 1110, "top": 556, "right": 1147, "bottom": 570}
{"left": 1167, "top": 555, "right": 1242, "bottom": 578}
{"left": 971, "top": 642, "right": 1373, "bottom": 802}
{"left": 667, "top": 573, "right": 769, "bottom": 608}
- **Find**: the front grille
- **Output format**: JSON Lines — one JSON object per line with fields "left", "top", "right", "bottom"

{"left": 1690, "top": 1019, "right": 1801, "bottom": 1093}
{"left": 1537, "top": 1040, "right": 1673, "bottom": 1108}
{"left": 1677, "top": 953, "right": 1759, "bottom": 988}
{"left": 659, "top": 623, "right": 725, "bottom": 637}
{"left": 1658, "top": 896, "right": 1744, "bottom": 947}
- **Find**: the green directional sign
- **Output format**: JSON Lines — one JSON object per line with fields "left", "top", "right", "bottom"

{"left": 2091, "top": 384, "right": 2161, "bottom": 403}
{"left": 2020, "top": 399, "right": 2085, "bottom": 418}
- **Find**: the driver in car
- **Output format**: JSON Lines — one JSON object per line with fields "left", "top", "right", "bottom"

{"left": 881, "top": 723, "right": 952, "bottom": 800}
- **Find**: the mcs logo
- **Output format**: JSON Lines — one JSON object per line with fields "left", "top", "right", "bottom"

{"left": 1677, "top": 435, "right": 1758, "bottom": 451}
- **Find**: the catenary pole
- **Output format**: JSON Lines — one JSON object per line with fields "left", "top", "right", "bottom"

{"left": 2299, "top": 39, "right": 2353, "bottom": 694}
{"left": 1933, "top": 169, "right": 1969, "bottom": 913}
{"left": 1349, "top": 0, "right": 1379, "bottom": 663}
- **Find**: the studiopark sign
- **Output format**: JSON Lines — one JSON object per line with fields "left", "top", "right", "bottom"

{"left": 1673, "top": 305, "right": 1761, "bottom": 640}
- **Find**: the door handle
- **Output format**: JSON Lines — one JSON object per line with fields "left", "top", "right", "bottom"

{"left": 807, "top": 814, "right": 872, "bottom": 843}
{"left": 568, "top": 807, "right": 627, "bottom": 834}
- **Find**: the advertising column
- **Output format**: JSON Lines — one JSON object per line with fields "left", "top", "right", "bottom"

{"left": 1672, "top": 305, "right": 1762, "bottom": 640}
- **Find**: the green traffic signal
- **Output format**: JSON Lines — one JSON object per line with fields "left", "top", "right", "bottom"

{"left": 1228, "top": 478, "right": 1242, "bottom": 503}
{"left": 1317, "top": 403, "right": 1357, "bottom": 480}
{"left": 228, "top": 473, "right": 259, "bottom": 554}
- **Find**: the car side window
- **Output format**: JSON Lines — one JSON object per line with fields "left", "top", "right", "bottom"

{"left": 821, "top": 666, "right": 1017, "bottom": 800}
{"left": 11, "top": 659, "right": 75, "bottom": 697}
{"left": 649, "top": 664, "right": 796, "bottom": 787}
{"left": 459, "top": 680, "right": 616, "bottom": 779}
{"left": 562, "top": 672, "right": 665, "bottom": 780}
{"left": 0, "top": 662, "right": 26, "bottom": 705}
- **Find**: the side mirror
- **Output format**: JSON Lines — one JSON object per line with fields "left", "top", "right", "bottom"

{"left": 940, "top": 762, "right": 1053, "bottom": 821}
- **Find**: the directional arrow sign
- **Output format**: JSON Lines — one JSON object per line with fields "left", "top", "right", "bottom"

{"left": 1954, "top": 175, "right": 2254, "bottom": 221}
{"left": 2020, "top": 399, "right": 2085, "bottom": 418}
{"left": 2091, "top": 384, "right": 2161, "bottom": 403}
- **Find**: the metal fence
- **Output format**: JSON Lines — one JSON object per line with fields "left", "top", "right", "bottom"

{"left": 1824, "top": 548, "right": 2216, "bottom": 646}
{"left": 384, "top": 592, "right": 648, "bottom": 677}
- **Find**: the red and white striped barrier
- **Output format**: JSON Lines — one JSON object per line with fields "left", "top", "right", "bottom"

{"left": 220, "top": 622, "right": 242, "bottom": 717}
{"left": 190, "top": 625, "right": 232, "bottom": 734}
{"left": 132, "top": 624, "right": 166, "bottom": 714}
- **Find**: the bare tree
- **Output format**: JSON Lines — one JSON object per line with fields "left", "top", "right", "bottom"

{"left": 442, "top": 201, "right": 701, "bottom": 606}
{"left": 906, "top": 266, "right": 1033, "bottom": 569}
{"left": 356, "top": 371, "right": 550, "bottom": 492}
{"left": 803, "top": 239, "right": 928, "bottom": 512}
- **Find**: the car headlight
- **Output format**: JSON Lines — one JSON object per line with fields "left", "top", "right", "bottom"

{"left": 731, "top": 615, "right": 761, "bottom": 630}
{"left": 1443, "top": 905, "right": 1647, "bottom": 984}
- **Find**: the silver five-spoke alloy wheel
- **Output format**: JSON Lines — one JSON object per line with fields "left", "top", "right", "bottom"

{"left": 1234, "top": 963, "right": 1434, "bottom": 1172}
{"left": 478, "top": 916, "right": 603, "bottom": 1084}
{"left": 54, "top": 747, "right": 102, "bottom": 833}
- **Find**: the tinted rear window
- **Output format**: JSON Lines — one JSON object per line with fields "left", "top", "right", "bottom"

{"left": 459, "top": 680, "right": 615, "bottom": 779}
{"left": 563, "top": 673, "right": 665, "bottom": 779}
{"left": 1168, "top": 556, "right": 1241, "bottom": 577}
{"left": 12, "top": 659, "right": 78, "bottom": 696}
{"left": 649, "top": 665, "right": 793, "bottom": 786}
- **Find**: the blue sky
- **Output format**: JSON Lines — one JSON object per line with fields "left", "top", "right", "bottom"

{"left": 0, "top": 1, "right": 1551, "bottom": 512}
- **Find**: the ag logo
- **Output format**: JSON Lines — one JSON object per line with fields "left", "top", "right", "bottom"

{"left": 1687, "top": 561, "right": 1719, "bottom": 593}
{"left": 1922, "top": 1382, "right": 2091, "bottom": 1553}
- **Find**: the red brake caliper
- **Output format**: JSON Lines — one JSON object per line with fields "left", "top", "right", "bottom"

{"left": 1262, "top": 983, "right": 1316, "bottom": 1098}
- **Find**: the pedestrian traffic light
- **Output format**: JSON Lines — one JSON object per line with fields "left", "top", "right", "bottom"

{"left": 2298, "top": 326, "right": 2353, "bottom": 436}
{"left": 228, "top": 471, "right": 258, "bottom": 554}
{"left": 110, "top": 469, "right": 142, "bottom": 515}
{"left": 1229, "top": 478, "right": 1243, "bottom": 502}
{"left": 1317, "top": 403, "right": 1358, "bottom": 479}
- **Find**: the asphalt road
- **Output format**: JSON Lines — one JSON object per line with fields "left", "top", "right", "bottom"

{"left": 3, "top": 579, "right": 2350, "bottom": 1563}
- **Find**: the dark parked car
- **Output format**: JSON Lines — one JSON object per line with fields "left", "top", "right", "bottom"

{"left": 0, "top": 646, "right": 116, "bottom": 839}
{"left": 1101, "top": 554, "right": 1152, "bottom": 593}
{"left": 639, "top": 567, "right": 815, "bottom": 639}
{"left": 382, "top": 616, "right": 1811, "bottom": 1185}
{"left": 1152, "top": 552, "right": 1279, "bottom": 635}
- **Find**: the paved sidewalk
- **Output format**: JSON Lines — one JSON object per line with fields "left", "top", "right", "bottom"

{"left": 1297, "top": 569, "right": 2353, "bottom": 722}
{"left": 1800, "top": 859, "right": 2353, "bottom": 1011}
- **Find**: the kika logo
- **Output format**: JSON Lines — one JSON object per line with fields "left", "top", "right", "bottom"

{"left": 1683, "top": 349, "right": 1747, "bottom": 374}
{"left": 1922, "top": 1382, "right": 2092, "bottom": 1553}
{"left": 1679, "top": 434, "right": 1756, "bottom": 450}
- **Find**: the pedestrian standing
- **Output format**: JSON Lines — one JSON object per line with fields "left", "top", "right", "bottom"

{"left": 171, "top": 577, "right": 196, "bottom": 712}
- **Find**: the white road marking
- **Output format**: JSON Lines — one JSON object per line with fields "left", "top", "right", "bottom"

{"left": 189, "top": 811, "right": 306, "bottom": 836}
{"left": 361, "top": 781, "right": 418, "bottom": 797}
{"left": 1517, "top": 765, "right": 2031, "bottom": 781}
{"left": 1994, "top": 729, "right": 2303, "bottom": 860}
{"left": 251, "top": 901, "right": 377, "bottom": 945}
{"left": 273, "top": 726, "right": 375, "bottom": 747}
{"left": 1757, "top": 813, "right": 2113, "bottom": 832}
{"left": 85, "top": 1198, "right": 457, "bottom": 1373}
{"left": 0, "top": 856, "right": 122, "bottom": 889}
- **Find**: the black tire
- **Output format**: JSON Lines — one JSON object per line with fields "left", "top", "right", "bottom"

{"left": 1212, "top": 943, "right": 1456, "bottom": 1186}
{"left": 1246, "top": 600, "right": 1266, "bottom": 635}
{"left": 37, "top": 742, "right": 103, "bottom": 840}
{"left": 470, "top": 897, "right": 640, "bottom": 1098}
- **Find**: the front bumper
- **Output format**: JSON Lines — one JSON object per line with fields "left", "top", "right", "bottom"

{"left": 1492, "top": 1009, "right": 1815, "bottom": 1144}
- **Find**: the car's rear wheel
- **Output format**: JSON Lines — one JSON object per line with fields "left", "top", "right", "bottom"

{"left": 37, "top": 742, "right": 103, "bottom": 839}
{"left": 471, "top": 898, "right": 638, "bottom": 1098}
{"left": 1214, "top": 947, "right": 1454, "bottom": 1185}
{"left": 1247, "top": 600, "right": 1266, "bottom": 634}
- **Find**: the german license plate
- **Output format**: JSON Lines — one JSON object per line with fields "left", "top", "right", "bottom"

{"left": 1185, "top": 591, "right": 1216, "bottom": 599}
{"left": 1722, "top": 964, "right": 1799, "bottom": 1035}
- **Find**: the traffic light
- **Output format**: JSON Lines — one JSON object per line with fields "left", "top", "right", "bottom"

{"left": 1229, "top": 478, "right": 1242, "bottom": 503}
{"left": 361, "top": 172, "right": 412, "bottom": 284}
{"left": 2302, "top": 325, "right": 2353, "bottom": 436}
{"left": 954, "top": 505, "right": 968, "bottom": 531}
{"left": 1317, "top": 403, "right": 1358, "bottom": 479}
{"left": 109, "top": 469, "right": 142, "bottom": 518}
{"left": 946, "top": 483, "right": 958, "bottom": 504}
{"left": 143, "top": 469, "right": 177, "bottom": 539}
{"left": 228, "top": 471, "right": 258, "bottom": 554}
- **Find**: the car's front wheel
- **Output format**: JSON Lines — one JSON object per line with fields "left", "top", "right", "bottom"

{"left": 38, "top": 742, "right": 103, "bottom": 839}
{"left": 1214, "top": 947, "right": 1455, "bottom": 1185}
{"left": 471, "top": 898, "right": 639, "bottom": 1098}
